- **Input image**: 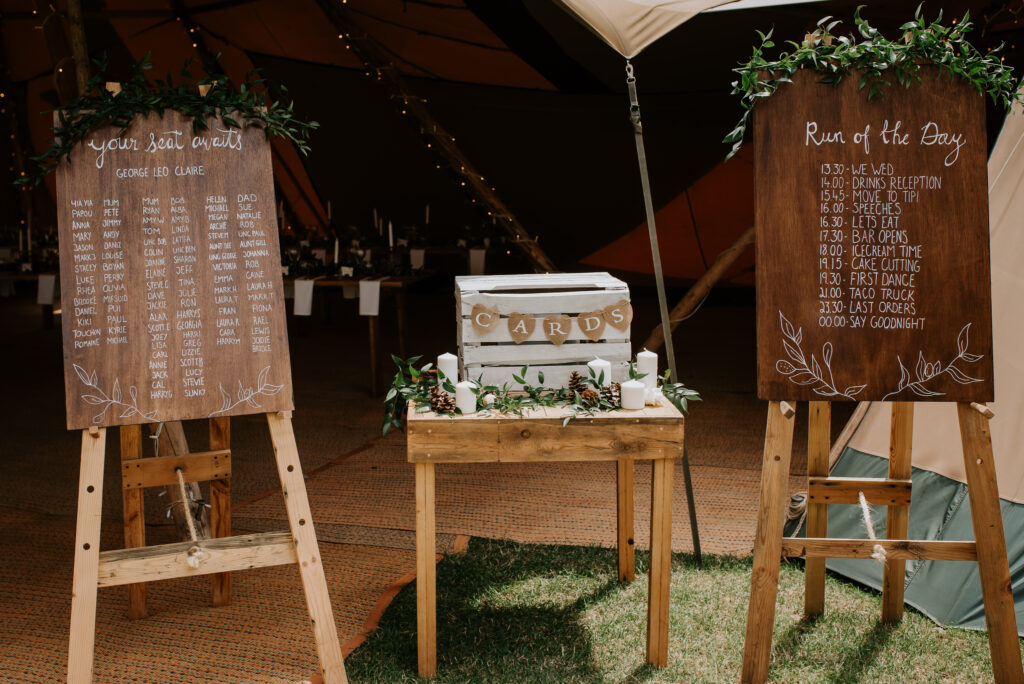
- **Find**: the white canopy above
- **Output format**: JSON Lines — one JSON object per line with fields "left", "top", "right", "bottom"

{"left": 554, "top": 0, "right": 738, "bottom": 58}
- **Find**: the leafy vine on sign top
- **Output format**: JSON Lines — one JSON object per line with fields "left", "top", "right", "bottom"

{"left": 725, "top": 5, "right": 1024, "bottom": 158}
{"left": 16, "top": 53, "right": 318, "bottom": 186}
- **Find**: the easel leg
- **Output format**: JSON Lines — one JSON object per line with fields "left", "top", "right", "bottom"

{"left": 616, "top": 459, "right": 635, "bottom": 582}
{"left": 266, "top": 413, "right": 348, "bottom": 684}
{"left": 804, "top": 401, "right": 830, "bottom": 617}
{"left": 680, "top": 445, "right": 702, "bottom": 569}
{"left": 882, "top": 402, "right": 913, "bottom": 623}
{"left": 368, "top": 316, "right": 379, "bottom": 396}
{"left": 120, "top": 425, "right": 147, "bottom": 619}
{"left": 209, "top": 417, "right": 231, "bottom": 607}
{"left": 646, "top": 456, "right": 673, "bottom": 667}
{"left": 956, "top": 403, "right": 1024, "bottom": 683}
{"left": 416, "top": 461, "right": 437, "bottom": 678}
{"left": 741, "top": 401, "right": 796, "bottom": 684}
{"left": 68, "top": 427, "right": 107, "bottom": 684}
{"left": 395, "top": 290, "right": 407, "bottom": 361}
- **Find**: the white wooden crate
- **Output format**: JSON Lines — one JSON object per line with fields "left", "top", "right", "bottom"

{"left": 456, "top": 272, "right": 631, "bottom": 389}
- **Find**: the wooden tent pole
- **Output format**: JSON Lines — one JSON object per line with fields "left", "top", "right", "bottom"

{"left": 66, "top": 0, "right": 91, "bottom": 95}
{"left": 315, "top": 0, "right": 557, "bottom": 273}
{"left": 643, "top": 223, "right": 755, "bottom": 352}
{"left": 33, "top": 0, "right": 78, "bottom": 103}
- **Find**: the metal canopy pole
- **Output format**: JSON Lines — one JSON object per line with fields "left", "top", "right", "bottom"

{"left": 626, "top": 62, "right": 702, "bottom": 567}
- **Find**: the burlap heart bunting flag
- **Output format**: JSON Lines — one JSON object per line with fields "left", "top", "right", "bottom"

{"left": 507, "top": 312, "right": 535, "bottom": 344}
{"left": 541, "top": 314, "right": 572, "bottom": 346}
{"left": 577, "top": 310, "right": 607, "bottom": 342}
{"left": 603, "top": 300, "right": 632, "bottom": 332}
{"left": 471, "top": 303, "right": 499, "bottom": 335}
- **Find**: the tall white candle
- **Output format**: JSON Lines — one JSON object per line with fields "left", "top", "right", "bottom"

{"left": 637, "top": 348, "right": 658, "bottom": 389}
{"left": 455, "top": 381, "right": 476, "bottom": 415}
{"left": 437, "top": 352, "right": 458, "bottom": 383}
{"left": 587, "top": 357, "right": 612, "bottom": 386}
{"left": 388, "top": 221, "right": 393, "bottom": 249}
{"left": 334, "top": 238, "right": 339, "bottom": 264}
{"left": 621, "top": 379, "right": 646, "bottom": 410}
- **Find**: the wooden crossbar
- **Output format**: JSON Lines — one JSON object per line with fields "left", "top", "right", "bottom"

{"left": 782, "top": 537, "right": 977, "bottom": 561}
{"left": 807, "top": 476, "right": 912, "bottom": 505}
{"left": 121, "top": 449, "right": 231, "bottom": 489}
{"left": 98, "top": 531, "right": 296, "bottom": 587}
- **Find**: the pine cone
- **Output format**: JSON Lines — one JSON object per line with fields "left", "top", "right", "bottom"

{"left": 580, "top": 388, "right": 600, "bottom": 407}
{"left": 568, "top": 370, "right": 586, "bottom": 395}
{"left": 429, "top": 385, "right": 456, "bottom": 413}
{"left": 600, "top": 382, "right": 621, "bottom": 408}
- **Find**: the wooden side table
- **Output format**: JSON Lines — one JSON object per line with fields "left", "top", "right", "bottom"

{"left": 406, "top": 398, "right": 685, "bottom": 678}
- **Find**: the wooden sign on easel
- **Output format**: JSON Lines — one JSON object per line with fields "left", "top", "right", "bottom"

{"left": 742, "top": 67, "right": 1021, "bottom": 683}
{"left": 57, "top": 101, "right": 347, "bottom": 682}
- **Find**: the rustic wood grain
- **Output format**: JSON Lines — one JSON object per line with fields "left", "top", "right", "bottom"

{"left": 755, "top": 68, "right": 993, "bottom": 402}
{"left": 956, "top": 403, "right": 1024, "bottom": 682}
{"left": 119, "top": 424, "right": 147, "bottom": 619}
{"left": 209, "top": 416, "right": 231, "bottom": 606}
{"left": 806, "top": 476, "right": 912, "bottom": 505}
{"left": 56, "top": 111, "right": 294, "bottom": 429}
{"left": 782, "top": 538, "right": 977, "bottom": 561}
{"left": 882, "top": 402, "right": 914, "bottom": 623}
{"left": 804, "top": 401, "right": 830, "bottom": 616}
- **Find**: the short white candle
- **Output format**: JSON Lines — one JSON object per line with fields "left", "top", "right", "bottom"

{"left": 437, "top": 352, "right": 458, "bottom": 383}
{"left": 455, "top": 381, "right": 476, "bottom": 415}
{"left": 637, "top": 349, "right": 658, "bottom": 389}
{"left": 620, "top": 379, "right": 646, "bottom": 410}
{"left": 587, "top": 357, "right": 612, "bottom": 386}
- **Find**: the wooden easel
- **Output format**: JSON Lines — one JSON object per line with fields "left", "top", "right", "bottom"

{"left": 741, "top": 400, "right": 1023, "bottom": 683}
{"left": 68, "top": 412, "right": 348, "bottom": 683}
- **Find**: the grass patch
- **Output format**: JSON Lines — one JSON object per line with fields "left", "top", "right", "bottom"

{"left": 344, "top": 538, "right": 996, "bottom": 682}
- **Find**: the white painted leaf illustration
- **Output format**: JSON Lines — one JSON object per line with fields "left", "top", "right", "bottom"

{"left": 779, "top": 311, "right": 795, "bottom": 339}
{"left": 73, "top": 364, "right": 91, "bottom": 386}
{"left": 783, "top": 339, "right": 804, "bottom": 364}
{"left": 822, "top": 342, "right": 833, "bottom": 367}
{"left": 957, "top": 323, "right": 970, "bottom": 355}
{"left": 81, "top": 394, "right": 106, "bottom": 405}
{"left": 112, "top": 378, "right": 121, "bottom": 404}
{"left": 776, "top": 360, "right": 796, "bottom": 375}
{"left": 262, "top": 382, "right": 284, "bottom": 395}
{"left": 915, "top": 352, "right": 927, "bottom": 381}
{"left": 844, "top": 384, "right": 866, "bottom": 397}
{"left": 909, "top": 382, "right": 943, "bottom": 397}
{"left": 962, "top": 352, "right": 983, "bottom": 363}
{"left": 946, "top": 366, "right": 981, "bottom": 385}
{"left": 257, "top": 365, "right": 270, "bottom": 389}
{"left": 811, "top": 355, "right": 823, "bottom": 380}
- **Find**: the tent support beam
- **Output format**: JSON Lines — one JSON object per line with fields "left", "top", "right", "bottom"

{"left": 643, "top": 223, "right": 755, "bottom": 352}
{"left": 315, "top": 0, "right": 557, "bottom": 273}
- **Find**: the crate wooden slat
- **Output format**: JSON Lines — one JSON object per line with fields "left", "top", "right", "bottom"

{"left": 456, "top": 273, "right": 631, "bottom": 388}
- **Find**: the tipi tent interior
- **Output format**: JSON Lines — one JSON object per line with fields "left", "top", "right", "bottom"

{"left": 3, "top": 0, "right": 1024, "bottom": 678}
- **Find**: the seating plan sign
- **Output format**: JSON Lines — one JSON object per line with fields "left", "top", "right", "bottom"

{"left": 755, "top": 68, "right": 994, "bottom": 402}
{"left": 56, "top": 111, "right": 294, "bottom": 429}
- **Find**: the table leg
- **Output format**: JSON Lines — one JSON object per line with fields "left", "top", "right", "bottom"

{"left": 416, "top": 462, "right": 437, "bottom": 678}
{"left": 368, "top": 316, "right": 378, "bottom": 396}
{"left": 396, "top": 290, "right": 407, "bottom": 361}
{"left": 616, "top": 459, "right": 635, "bottom": 582}
{"left": 646, "top": 457, "right": 673, "bottom": 667}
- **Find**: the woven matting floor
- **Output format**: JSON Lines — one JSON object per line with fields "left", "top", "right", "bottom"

{"left": 0, "top": 291, "right": 852, "bottom": 681}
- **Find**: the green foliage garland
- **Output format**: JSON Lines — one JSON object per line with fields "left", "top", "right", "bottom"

{"left": 724, "top": 5, "right": 1024, "bottom": 158}
{"left": 381, "top": 356, "right": 701, "bottom": 437}
{"left": 17, "top": 54, "right": 318, "bottom": 186}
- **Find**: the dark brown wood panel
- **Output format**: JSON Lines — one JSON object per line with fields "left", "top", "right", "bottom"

{"left": 56, "top": 111, "right": 293, "bottom": 429}
{"left": 755, "top": 68, "right": 993, "bottom": 402}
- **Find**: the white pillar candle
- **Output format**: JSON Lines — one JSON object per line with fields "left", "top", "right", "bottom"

{"left": 455, "top": 381, "right": 476, "bottom": 415}
{"left": 437, "top": 352, "right": 458, "bottom": 383}
{"left": 637, "top": 348, "right": 658, "bottom": 389}
{"left": 587, "top": 357, "right": 612, "bottom": 386}
{"left": 621, "top": 379, "right": 646, "bottom": 410}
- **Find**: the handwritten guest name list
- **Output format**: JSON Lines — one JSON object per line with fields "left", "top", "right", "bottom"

{"left": 56, "top": 110, "right": 293, "bottom": 430}
{"left": 754, "top": 68, "right": 994, "bottom": 402}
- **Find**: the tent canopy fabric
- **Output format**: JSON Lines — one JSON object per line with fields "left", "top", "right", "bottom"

{"left": 553, "top": 0, "right": 737, "bottom": 58}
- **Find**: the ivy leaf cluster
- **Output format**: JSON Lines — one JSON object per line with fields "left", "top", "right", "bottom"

{"left": 17, "top": 53, "right": 319, "bottom": 187}
{"left": 725, "top": 5, "right": 1024, "bottom": 158}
